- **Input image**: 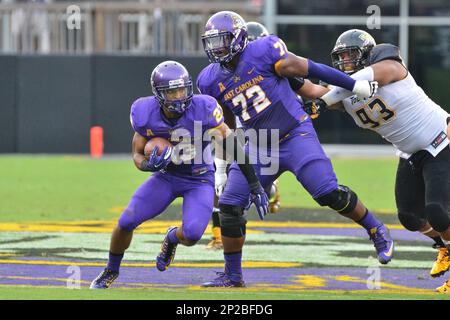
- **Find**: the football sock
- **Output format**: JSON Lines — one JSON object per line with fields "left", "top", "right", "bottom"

{"left": 168, "top": 227, "right": 180, "bottom": 244}
{"left": 358, "top": 210, "right": 382, "bottom": 231}
{"left": 107, "top": 252, "right": 124, "bottom": 273}
{"left": 212, "top": 208, "right": 221, "bottom": 228}
{"left": 212, "top": 227, "right": 222, "bottom": 240}
{"left": 224, "top": 251, "right": 243, "bottom": 280}
{"left": 432, "top": 236, "right": 446, "bottom": 248}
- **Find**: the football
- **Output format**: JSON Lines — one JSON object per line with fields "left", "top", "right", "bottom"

{"left": 144, "top": 137, "right": 173, "bottom": 159}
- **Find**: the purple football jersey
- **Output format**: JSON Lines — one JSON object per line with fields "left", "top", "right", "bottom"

{"left": 130, "top": 94, "right": 224, "bottom": 177}
{"left": 197, "top": 35, "right": 307, "bottom": 138}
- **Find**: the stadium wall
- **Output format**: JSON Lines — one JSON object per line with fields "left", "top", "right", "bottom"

{"left": 0, "top": 55, "right": 447, "bottom": 153}
{"left": 0, "top": 55, "right": 16, "bottom": 152}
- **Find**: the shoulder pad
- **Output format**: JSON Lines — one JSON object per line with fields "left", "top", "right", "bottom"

{"left": 369, "top": 43, "right": 403, "bottom": 65}
{"left": 196, "top": 64, "right": 218, "bottom": 95}
{"left": 130, "top": 97, "right": 152, "bottom": 128}
{"left": 193, "top": 94, "right": 216, "bottom": 108}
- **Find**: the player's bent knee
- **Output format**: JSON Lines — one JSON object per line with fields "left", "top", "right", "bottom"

{"left": 315, "top": 185, "right": 358, "bottom": 214}
{"left": 219, "top": 204, "right": 247, "bottom": 238}
{"left": 397, "top": 211, "right": 427, "bottom": 231}
{"left": 426, "top": 203, "right": 450, "bottom": 232}
{"left": 182, "top": 226, "right": 204, "bottom": 245}
{"left": 181, "top": 239, "right": 198, "bottom": 246}
{"left": 118, "top": 209, "right": 139, "bottom": 232}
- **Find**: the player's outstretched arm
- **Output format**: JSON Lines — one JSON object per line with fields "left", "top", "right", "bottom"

{"left": 275, "top": 52, "right": 377, "bottom": 99}
{"left": 318, "top": 59, "right": 406, "bottom": 108}
{"left": 296, "top": 79, "right": 329, "bottom": 99}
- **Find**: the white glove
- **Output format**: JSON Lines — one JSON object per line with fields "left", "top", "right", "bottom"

{"left": 352, "top": 80, "right": 378, "bottom": 100}
{"left": 214, "top": 158, "right": 228, "bottom": 196}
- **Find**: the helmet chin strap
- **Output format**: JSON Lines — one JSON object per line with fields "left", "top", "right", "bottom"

{"left": 162, "top": 105, "right": 183, "bottom": 119}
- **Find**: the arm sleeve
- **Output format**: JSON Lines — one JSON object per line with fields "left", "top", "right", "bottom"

{"left": 223, "top": 133, "right": 259, "bottom": 188}
{"left": 307, "top": 59, "right": 356, "bottom": 92}
{"left": 288, "top": 77, "right": 305, "bottom": 91}
{"left": 320, "top": 67, "right": 374, "bottom": 106}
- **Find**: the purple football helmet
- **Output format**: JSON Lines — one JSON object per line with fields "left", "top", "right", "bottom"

{"left": 151, "top": 61, "right": 193, "bottom": 114}
{"left": 201, "top": 11, "right": 248, "bottom": 64}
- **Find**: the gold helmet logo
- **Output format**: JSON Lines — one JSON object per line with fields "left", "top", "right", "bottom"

{"left": 232, "top": 14, "right": 244, "bottom": 29}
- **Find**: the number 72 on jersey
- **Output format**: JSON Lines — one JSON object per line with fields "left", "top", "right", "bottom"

{"left": 231, "top": 85, "right": 272, "bottom": 121}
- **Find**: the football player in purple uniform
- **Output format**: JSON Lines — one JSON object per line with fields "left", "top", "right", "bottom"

{"left": 206, "top": 21, "right": 283, "bottom": 251}
{"left": 197, "top": 11, "right": 393, "bottom": 287}
{"left": 90, "top": 61, "right": 268, "bottom": 289}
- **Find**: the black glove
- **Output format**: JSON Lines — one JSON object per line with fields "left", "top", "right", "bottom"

{"left": 303, "top": 98, "right": 327, "bottom": 119}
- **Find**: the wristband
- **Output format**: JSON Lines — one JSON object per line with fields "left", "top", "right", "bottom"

{"left": 214, "top": 157, "right": 228, "bottom": 175}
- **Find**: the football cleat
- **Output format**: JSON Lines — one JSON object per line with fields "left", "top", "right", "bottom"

{"left": 206, "top": 238, "right": 223, "bottom": 250}
{"left": 430, "top": 248, "right": 450, "bottom": 278}
{"left": 90, "top": 268, "right": 119, "bottom": 289}
{"left": 156, "top": 226, "right": 178, "bottom": 271}
{"left": 206, "top": 226, "right": 223, "bottom": 250}
{"left": 201, "top": 272, "right": 245, "bottom": 288}
{"left": 436, "top": 280, "right": 450, "bottom": 293}
{"left": 268, "top": 180, "right": 281, "bottom": 214}
{"left": 368, "top": 224, "right": 394, "bottom": 264}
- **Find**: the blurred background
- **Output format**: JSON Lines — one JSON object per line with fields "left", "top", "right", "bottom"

{"left": 0, "top": 0, "right": 449, "bottom": 153}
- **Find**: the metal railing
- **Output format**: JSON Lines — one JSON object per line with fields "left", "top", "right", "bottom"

{"left": 0, "top": 1, "right": 262, "bottom": 54}
{"left": 264, "top": 0, "right": 450, "bottom": 67}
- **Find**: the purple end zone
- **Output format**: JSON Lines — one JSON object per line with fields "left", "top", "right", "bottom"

{"left": 0, "top": 263, "right": 445, "bottom": 291}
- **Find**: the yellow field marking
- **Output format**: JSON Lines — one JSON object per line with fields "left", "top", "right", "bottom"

{"left": 331, "top": 275, "right": 431, "bottom": 294}
{"left": 186, "top": 284, "right": 439, "bottom": 295}
{"left": 292, "top": 275, "right": 327, "bottom": 288}
{"left": 0, "top": 253, "right": 20, "bottom": 257}
{"left": 0, "top": 259, "right": 302, "bottom": 269}
{"left": 0, "top": 220, "right": 405, "bottom": 233}
{"left": 0, "top": 282, "right": 440, "bottom": 296}
{"left": 0, "top": 278, "right": 440, "bottom": 296}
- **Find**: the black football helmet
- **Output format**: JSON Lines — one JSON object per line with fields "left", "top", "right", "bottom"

{"left": 246, "top": 21, "right": 269, "bottom": 42}
{"left": 331, "top": 29, "right": 376, "bottom": 74}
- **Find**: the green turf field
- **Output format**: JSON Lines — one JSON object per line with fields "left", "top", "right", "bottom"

{"left": 0, "top": 155, "right": 398, "bottom": 222}
{"left": 2, "top": 155, "right": 448, "bottom": 300}
{"left": 1, "top": 285, "right": 446, "bottom": 300}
